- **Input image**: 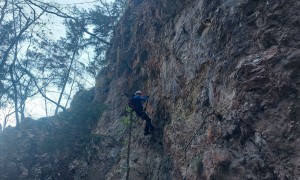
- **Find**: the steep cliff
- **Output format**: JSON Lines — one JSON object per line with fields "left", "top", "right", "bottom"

{"left": 94, "top": 0, "right": 300, "bottom": 179}
{"left": 0, "top": 0, "right": 299, "bottom": 179}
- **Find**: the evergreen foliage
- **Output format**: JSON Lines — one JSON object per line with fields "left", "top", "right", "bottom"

{"left": 0, "top": 0, "right": 127, "bottom": 127}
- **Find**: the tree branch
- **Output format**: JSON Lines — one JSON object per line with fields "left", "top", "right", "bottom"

{"left": 22, "top": 68, "right": 66, "bottom": 112}
{"left": 55, "top": 41, "right": 78, "bottom": 115}
{"left": 0, "top": 0, "right": 8, "bottom": 25}
{"left": 26, "top": 0, "right": 112, "bottom": 45}
{"left": 3, "top": 110, "right": 15, "bottom": 129}
{"left": 0, "top": 9, "right": 45, "bottom": 73}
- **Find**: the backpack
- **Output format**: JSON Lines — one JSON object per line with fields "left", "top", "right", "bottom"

{"left": 128, "top": 96, "right": 136, "bottom": 111}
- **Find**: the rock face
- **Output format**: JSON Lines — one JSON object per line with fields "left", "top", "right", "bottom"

{"left": 0, "top": 0, "right": 299, "bottom": 179}
{"left": 0, "top": 89, "right": 120, "bottom": 180}
{"left": 94, "top": 0, "right": 300, "bottom": 179}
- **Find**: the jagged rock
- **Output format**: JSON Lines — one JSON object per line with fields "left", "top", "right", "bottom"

{"left": 94, "top": 0, "right": 300, "bottom": 179}
{"left": 0, "top": 0, "right": 299, "bottom": 179}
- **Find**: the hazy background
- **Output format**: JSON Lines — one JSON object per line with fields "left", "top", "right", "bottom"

{"left": 0, "top": 0, "right": 115, "bottom": 127}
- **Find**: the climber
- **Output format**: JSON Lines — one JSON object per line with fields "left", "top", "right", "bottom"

{"left": 130, "top": 90, "right": 155, "bottom": 135}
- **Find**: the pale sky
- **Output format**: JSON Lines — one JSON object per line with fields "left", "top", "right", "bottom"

{"left": 1, "top": 0, "right": 115, "bottom": 128}
{"left": 28, "top": 0, "right": 100, "bottom": 118}
{"left": 46, "top": 0, "right": 100, "bottom": 39}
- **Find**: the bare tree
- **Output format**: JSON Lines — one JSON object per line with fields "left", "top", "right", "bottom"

{"left": 0, "top": 0, "right": 127, "bottom": 127}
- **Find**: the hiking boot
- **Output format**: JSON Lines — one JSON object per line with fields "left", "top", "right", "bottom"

{"left": 144, "top": 131, "right": 153, "bottom": 136}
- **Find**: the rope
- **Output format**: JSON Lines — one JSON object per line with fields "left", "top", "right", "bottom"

{"left": 177, "top": 111, "right": 215, "bottom": 165}
{"left": 125, "top": 110, "right": 133, "bottom": 180}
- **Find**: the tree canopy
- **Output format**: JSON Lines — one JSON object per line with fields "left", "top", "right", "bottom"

{"left": 0, "top": 0, "right": 127, "bottom": 129}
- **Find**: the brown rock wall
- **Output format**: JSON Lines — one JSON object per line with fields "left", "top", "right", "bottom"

{"left": 95, "top": 0, "right": 300, "bottom": 179}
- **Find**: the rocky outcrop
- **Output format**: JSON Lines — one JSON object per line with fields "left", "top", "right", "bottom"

{"left": 0, "top": 89, "right": 120, "bottom": 180}
{"left": 95, "top": 0, "right": 300, "bottom": 179}
{"left": 0, "top": 0, "right": 299, "bottom": 179}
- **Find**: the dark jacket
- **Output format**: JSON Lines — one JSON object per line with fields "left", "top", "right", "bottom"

{"left": 132, "top": 95, "right": 149, "bottom": 112}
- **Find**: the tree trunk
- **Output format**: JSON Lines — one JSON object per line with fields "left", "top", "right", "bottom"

{"left": 55, "top": 46, "right": 78, "bottom": 115}
{"left": 9, "top": 66, "right": 20, "bottom": 127}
